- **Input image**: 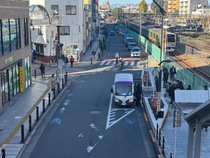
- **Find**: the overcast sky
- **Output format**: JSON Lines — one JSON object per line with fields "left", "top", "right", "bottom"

{"left": 99, "top": 0, "right": 152, "bottom": 5}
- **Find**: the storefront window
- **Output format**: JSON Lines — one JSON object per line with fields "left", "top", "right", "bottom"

{"left": 1, "top": 62, "right": 20, "bottom": 107}
{"left": 25, "top": 57, "right": 31, "bottom": 87}
{"left": 1, "top": 70, "right": 9, "bottom": 106}
{"left": 8, "top": 67, "right": 13, "bottom": 99}
{"left": 0, "top": 22, "right": 2, "bottom": 56}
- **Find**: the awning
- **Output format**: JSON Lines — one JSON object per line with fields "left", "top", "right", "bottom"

{"left": 34, "top": 35, "right": 46, "bottom": 45}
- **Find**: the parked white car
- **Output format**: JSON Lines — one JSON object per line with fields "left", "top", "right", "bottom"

{"left": 130, "top": 46, "right": 141, "bottom": 57}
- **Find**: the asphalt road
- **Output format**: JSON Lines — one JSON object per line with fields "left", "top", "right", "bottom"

{"left": 20, "top": 24, "right": 158, "bottom": 158}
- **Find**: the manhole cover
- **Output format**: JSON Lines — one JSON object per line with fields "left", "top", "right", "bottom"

{"left": 90, "top": 111, "right": 100, "bottom": 115}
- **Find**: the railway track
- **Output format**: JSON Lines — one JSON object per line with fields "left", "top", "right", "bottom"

{"left": 171, "top": 42, "right": 210, "bottom": 82}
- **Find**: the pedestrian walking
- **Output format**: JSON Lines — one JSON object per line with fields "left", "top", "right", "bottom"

{"left": 163, "top": 67, "right": 169, "bottom": 87}
{"left": 39, "top": 63, "right": 45, "bottom": 78}
{"left": 70, "top": 56, "right": 75, "bottom": 68}
{"left": 115, "top": 52, "right": 119, "bottom": 64}
{"left": 170, "top": 65, "right": 176, "bottom": 81}
{"left": 65, "top": 56, "right": 69, "bottom": 69}
{"left": 51, "top": 74, "right": 56, "bottom": 91}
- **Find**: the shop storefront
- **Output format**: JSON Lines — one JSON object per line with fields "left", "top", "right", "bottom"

{"left": 0, "top": 57, "right": 31, "bottom": 107}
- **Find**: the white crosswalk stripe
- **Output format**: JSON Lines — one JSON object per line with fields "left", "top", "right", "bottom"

{"left": 99, "top": 60, "right": 143, "bottom": 67}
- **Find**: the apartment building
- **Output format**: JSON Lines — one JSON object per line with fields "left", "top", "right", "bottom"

{"left": 167, "top": 0, "right": 179, "bottom": 14}
{"left": 0, "top": 0, "right": 31, "bottom": 111}
{"left": 30, "top": 0, "right": 85, "bottom": 63}
{"left": 179, "top": 0, "right": 208, "bottom": 15}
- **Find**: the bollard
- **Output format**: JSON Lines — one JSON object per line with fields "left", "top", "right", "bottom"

{"left": 98, "top": 53, "right": 101, "bottom": 60}
{"left": 90, "top": 58, "right": 92, "bottom": 65}
{"left": 65, "top": 72, "right": 67, "bottom": 84}
{"left": 43, "top": 99, "right": 45, "bottom": 113}
{"left": 36, "top": 107, "right": 39, "bottom": 122}
{"left": 57, "top": 82, "right": 60, "bottom": 94}
{"left": 29, "top": 115, "right": 32, "bottom": 132}
{"left": 62, "top": 78, "right": 64, "bottom": 89}
{"left": 159, "top": 130, "right": 161, "bottom": 146}
{"left": 162, "top": 136, "right": 165, "bottom": 155}
{"left": 48, "top": 93, "right": 51, "bottom": 106}
{"left": 21, "top": 125, "right": 24, "bottom": 143}
{"left": 34, "top": 69, "right": 36, "bottom": 78}
{"left": 53, "top": 88, "right": 56, "bottom": 100}
{"left": 170, "top": 153, "right": 173, "bottom": 158}
{"left": 156, "top": 123, "right": 159, "bottom": 140}
{"left": 2, "top": 148, "right": 5, "bottom": 158}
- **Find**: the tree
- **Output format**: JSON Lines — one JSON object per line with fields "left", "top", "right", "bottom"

{"left": 138, "top": 0, "right": 148, "bottom": 13}
{"left": 111, "top": 7, "right": 123, "bottom": 19}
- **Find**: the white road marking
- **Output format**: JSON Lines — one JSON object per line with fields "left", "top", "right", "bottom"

{"left": 78, "top": 123, "right": 103, "bottom": 153}
{"left": 100, "top": 61, "right": 106, "bottom": 65}
{"left": 106, "top": 94, "right": 135, "bottom": 130}
{"left": 130, "top": 61, "right": 135, "bottom": 66}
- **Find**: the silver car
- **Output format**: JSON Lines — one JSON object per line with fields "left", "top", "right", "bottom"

{"left": 130, "top": 46, "right": 141, "bottom": 57}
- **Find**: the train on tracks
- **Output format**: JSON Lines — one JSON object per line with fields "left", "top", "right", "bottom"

{"left": 124, "top": 20, "right": 176, "bottom": 53}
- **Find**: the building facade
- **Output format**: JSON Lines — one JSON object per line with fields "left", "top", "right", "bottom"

{"left": 167, "top": 0, "right": 179, "bottom": 14}
{"left": 0, "top": 0, "right": 31, "bottom": 111}
{"left": 179, "top": 0, "right": 208, "bottom": 15}
{"left": 30, "top": 0, "right": 85, "bottom": 63}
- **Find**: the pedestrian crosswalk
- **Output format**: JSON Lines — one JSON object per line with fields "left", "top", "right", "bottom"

{"left": 99, "top": 59, "right": 147, "bottom": 67}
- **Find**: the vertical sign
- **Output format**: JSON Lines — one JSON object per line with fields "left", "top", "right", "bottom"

{"left": 19, "top": 61, "right": 24, "bottom": 92}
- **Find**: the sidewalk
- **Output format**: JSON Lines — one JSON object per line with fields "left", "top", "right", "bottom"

{"left": 0, "top": 38, "right": 100, "bottom": 157}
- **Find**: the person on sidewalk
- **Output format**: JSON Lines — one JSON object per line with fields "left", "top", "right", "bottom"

{"left": 135, "top": 83, "right": 142, "bottom": 106}
{"left": 163, "top": 67, "right": 169, "bottom": 88}
{"left": 170, "top": 65, "right": 176, "bottom": 81}
{"left": 115, "top": 52, "right": 119, "bottom": 64}
{"left": 51, "top": 74, "right": 57, "bottom": 91}
{"left": 39, "top": 63, "right": 45, "bottom": 78}
{"left": 70, "top": 56, "right": 75, "bottom": 68}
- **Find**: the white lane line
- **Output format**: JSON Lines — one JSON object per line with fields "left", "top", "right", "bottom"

{"left": 106, "top": 61, "right": 111, "bottom": 65}
{"left": 124, "top": 61, "right": 129, "bottom": 66}
{"left": 106, "top": 93, "right": 113, "bottom": 130}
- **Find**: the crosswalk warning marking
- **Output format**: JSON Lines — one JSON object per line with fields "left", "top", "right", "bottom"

{"left": 124, "top": 61, "right": 129, "bottom": 66}
{"left": 106, "top": 108, "right": 135, "bottom": 130}
{"left": 130, "top": 61, "right": 135, "bottom": 66}
{"left": 105, "top": 61, "right": 111, "bottom": 65}
{"left": 100, "top": 61, "right": 106, "bottom": 65}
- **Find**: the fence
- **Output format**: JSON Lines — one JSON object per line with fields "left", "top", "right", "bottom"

{"left": 118, "top": 22, "right": 210, "bottom": 89}
{"left": 0, "top": 73, "right": 69, "bottom": 158}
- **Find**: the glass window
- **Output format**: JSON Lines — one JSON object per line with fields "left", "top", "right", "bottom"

{"left": 8, "top": 67, "right": 13, "bottom": 99}
{"left": 0, "top": 18, "right": 21, "bottom": 55}
{"left": 24, "top": 18, "right": 29, "bottom": 46}
{"left": 2, "top": 19, "right": 10, "bottom": 54}
{"left": 1, "top": 70, "right": 9, "bottom": 105}
{"left": 38, "top": 26, "right": 43, "bottom": 35}
{"left": 115, "top": 83, "right": 132, "bottom": 96}
{"left": 51, "top": 5, "right": 59, "bottom": 15}
{"left": 66, "top": 5, "right": 76, "bottom": 15}
{"left": 59, "top": 26, "right": 70, "bottom": 35}
{"left": 0, "top": 21, "right": 2, "bottom": 56}
{"left": 35, "top": 44, "right": 44, "bottom": 54}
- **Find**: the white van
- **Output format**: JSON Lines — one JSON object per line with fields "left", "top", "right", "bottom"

{"left": 111, "top": 73, "right": 134, "bottom": 106}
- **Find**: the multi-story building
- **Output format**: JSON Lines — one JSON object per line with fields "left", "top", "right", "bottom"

{"left": 179, "top": 0, "right": 208, "bottom": 15}
{"left": 30, "top": 0, "right": 85, "bottom": 63}
{"left": 0, "top": 0, "right": 31, "bottom": 111}
{"left": 167, "top": 0, "right": 179, "bottom": 14}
